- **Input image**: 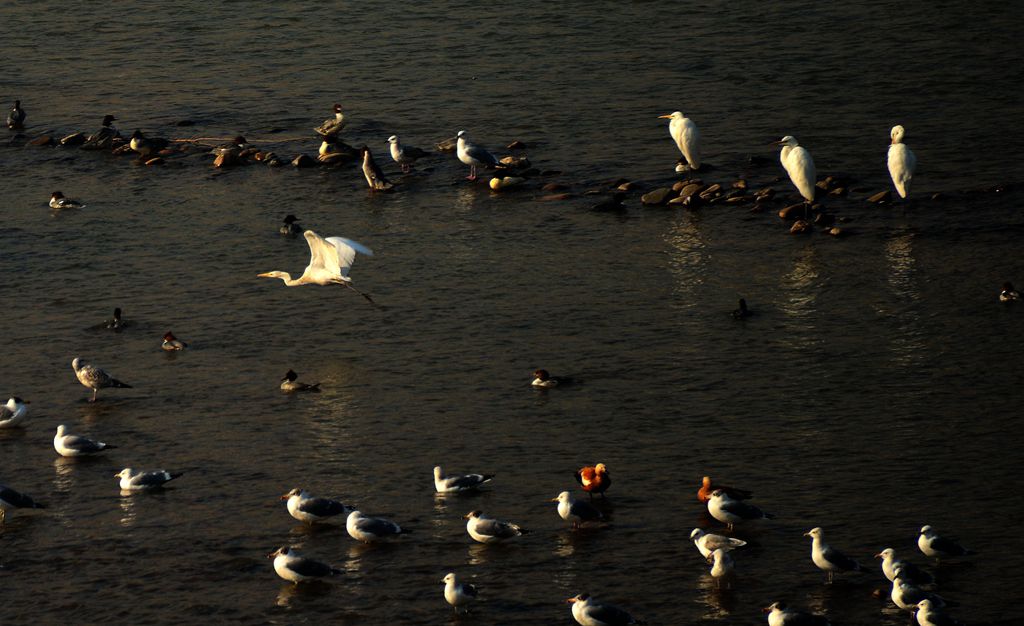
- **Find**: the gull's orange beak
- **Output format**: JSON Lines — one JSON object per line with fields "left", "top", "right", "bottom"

{"left": 566, "top": 597, "right": 578, "bottom": 604}
{"left": 280, "top": 493, "right": 290, "bottom": 500}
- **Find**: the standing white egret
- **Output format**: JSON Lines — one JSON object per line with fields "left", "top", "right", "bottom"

{"left": 774, "top": 135, "right": 817, "bottom": 217}
{"left": 658, "top": 111, "right": 702, "bottom": 171}
{"left": 887, "top": 125, "right": 916, "bottom": 199}
{"left": 258, "top": 230, "right": 376, "bottom": 304}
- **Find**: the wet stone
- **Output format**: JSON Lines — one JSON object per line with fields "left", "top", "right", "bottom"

{"left": 641, "top": 187, "right": 675, "bottom": 206}
{"left": 790, "top": 220, "right": 811, "bottom": 234}
{"left": 867, "top": 190, "right": 891, "bottom": 203}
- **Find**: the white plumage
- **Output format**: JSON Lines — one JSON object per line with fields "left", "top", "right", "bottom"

{"left": 259, "top": 230, "right": 375, "bottom": 303}
{"left": 887, "top": 125, "right": 916, "bottom": 199}
{"left": 775, "top": 135, "right": 817, "bottom": 202}
{"left": 659, "top": 111, "right": 701, "bottom": 170}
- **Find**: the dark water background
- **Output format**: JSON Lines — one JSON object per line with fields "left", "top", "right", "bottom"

{"left": 1, "top": 2, "right": 1022, "bottom": 624}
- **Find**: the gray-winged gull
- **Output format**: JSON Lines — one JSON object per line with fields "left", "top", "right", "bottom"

{"left": 434, "top": 466, "right": 494, "bottom": 494}
{"left": 268, "top": 546, "right": 342, "bottom": 584}
{"left": 282, "top": 488, "right": 353, "bottom": 524}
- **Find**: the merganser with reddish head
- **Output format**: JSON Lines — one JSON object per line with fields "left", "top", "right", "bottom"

{"left": 1000, "top": 282, "right": 1020, "bottom": 302}
{"left": 532, "top": 369, "right": 573, "bottom": 388}
{"left": 698, "top": 476, "right": 752, "bottom": 503}
{"left": 162, "top": 331, "right": 187, "bottom": 351}
{"left": 314, "top": 103, "right": 346, "bottom": 138}
{"left": 49, "top": 191, "right": 85, "bottom": 209}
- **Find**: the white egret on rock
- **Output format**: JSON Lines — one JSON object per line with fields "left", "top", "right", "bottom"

{"left": 659, "top": 111, "right": 701, "bottom": 171}
{"left": 258, "top": 230, "right": 376, "bottom": 304}
{"left": 774, "top": 135, "right": 817, "bottom": 203}
{"left": 887, "top": 125, "right": 916, "bottom": 199}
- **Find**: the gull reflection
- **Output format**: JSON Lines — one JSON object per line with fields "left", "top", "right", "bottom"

{"left": 52, "top": 456, "right": 77, "bottom": 492}
{"left": 884, "top": 232, "right": 925, "bottom": 367}
{"left": 118, "top": 492, "right": 137, "bottom": 527}
{"left": 697, "top": 574, "right": 736, "bottom": 618}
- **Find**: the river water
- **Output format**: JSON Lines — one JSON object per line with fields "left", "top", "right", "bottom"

{"left": 1, "top": 2, "right": 1021, "bottom": 624}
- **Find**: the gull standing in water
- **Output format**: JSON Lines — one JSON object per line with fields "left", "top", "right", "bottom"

{"left": 442, "top": 572, "right": 478, "bottom": 613}
{"left": 72, "top": 357, "right": 132, "bottom": 402}
{"left": 918, "top": 525, "right": 973, "bottom": 561}
{"left": 7, "top": 100, "right": 26, "bottom": 129}
{"left": 464, "top": 510, "right": 527, "bottom": 543}
{"left": 707, "top": 489, "right": 773, "bottom": 530}
{"left": 346, "top": 510, "right": 409, "bottom": 543}
{"left": 0, "top": 483, "right": 45, "bottom": 523}
{"left": 116, "top": 468, "right": 183, "bottom": 491}
{"left": 659, "top": 111, "right": 701, "bottom": 172}
{"left": 890, "top": 567, "right": 949, "bottom": 614}
{"left": 875, "top": 547, "right": 933, "bottom": 585}
{"left": 456, "top": 130, "right": 500, "bottom": 180}
{"left": 258, "top": 230, "right": 376, "bottom": 304}
{"left": 707, "top": 547, "right": 735, "bottom": 588}
{"left": 49, "top": 192, "right": 86, "bottom": 209}
{"left": 314, "top": 103, "right": 346, "bottom": 138}
{"left": 914, "top": 598, "right": 962, "bottom": 626}
{"left": 762, "top": 601, "right": 831, "bottom": 626}
{"left": 0, "top": 397, "right": 29, "bottom": 428}
{"left": 387, "top": 135, "right": 429, "bottom": 172}
{"left": 281, "top": 488, "right": 353, "bottom": 524}
{"left": 805, "top": 527, "right": 868, "bottom": 583}
{"left": 553, "top": 491, "right": 604, "bottom": 529}
{"left": 887, "top": 125, "right": 916, "bottom": 199}
{"left": 53, "top": 424, "right": 116, "bottom": 457}
{"left": 433, "top": 466, "right": 494, "bottom": 494}
{"left": 268, "top": 546, "right": 342, "bottom": 584}
{"left": 774, "top": 135, "right": 817, "bottom": 211}
{"left": 567, "top": 593, "right": 646, "bottom": 626}
{"left": 690, "top": 528, "right": 747, "bottom": 559}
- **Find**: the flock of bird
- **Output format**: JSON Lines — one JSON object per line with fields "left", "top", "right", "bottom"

{"left": 1, "top": 98, "right": 999, "bottom": 625}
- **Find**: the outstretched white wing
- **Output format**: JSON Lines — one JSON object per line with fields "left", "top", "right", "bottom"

{"left": 325, "top": 236, "right": 373, "bottom": 278}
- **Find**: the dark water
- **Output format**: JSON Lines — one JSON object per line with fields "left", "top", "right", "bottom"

{"left": 1, "top": 2, "right": 1022, "bottom": 624}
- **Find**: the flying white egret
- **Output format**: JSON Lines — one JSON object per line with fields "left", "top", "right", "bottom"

{"left": 258, "top": 230, "right": 376, "bottom": 304}
{"left": 887, "top": 125, "right": 916, "bottom": 199}
{"left": 658, "top": 111, "right": 702, "bottom": 171}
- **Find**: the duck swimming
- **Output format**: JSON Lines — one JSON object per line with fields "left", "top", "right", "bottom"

{"left": 281, "top": 369, "right": 320, "bottom": 392}
{"left": 49, "top": 191, "right": 86, "bottom": 209}
{"left": 1000, "top": 282, "right": 1020, "bottom": 302}
{"left": 130, "top": 129, "right": 170, "bottom": 158}
{"left": 280, "top": 214, "right": 303, "bottom": 236}
{"left": 6, "top": 100, "right": 25, "bottom": 129}
{"left": 161, "top": 331, "right": 187, "bottom": 351}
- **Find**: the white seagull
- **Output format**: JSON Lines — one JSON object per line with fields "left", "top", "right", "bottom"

{"left": 456, "top": 130, "right": 500, "bottom": 180}
{"left": 690, "top": 528, "right": 747, "bottom": 559}
{"left": 387, "top": 135, "right": 429, "bottom": 173}
{"left": 891, "top": 568, "right": 948, "bottom": 614}
{"left": 116, "top": 468, "right": 183, "bottom": 491}
{"left": 0, "top": 483, "right": 45, "bottom": 523}
{"left": 875, "top": 547, "right": 933, "bottom": 585}
{"left": 346, "top": 510, "right": 409, "bottom": 543}
{"left": 805, "top": 527, "right": 868, "bottom": 583}
{"left": 434, "top": 466, "right": 494, "bottom": 494}
{"left": 281, "top": 488, "right": 353, "bottom": 524}
{"left": 72, "top": 357, "right": 132, "bottom": 402}
{"left": 707, "top": 489, "right": 773, "bottom": 530}
{"left": 774, "top": 135, "right": 817, "bottom": 204}
{"left": 915, "top": 598, "right": 962, "bottom": 626}
{"left": 918, "top": 525, "right": 973, "bottom": 561}
{"left": 762, "top": 601, "right": 831, "bottom": 626}
{"left": 887, "top": 124, "right": 916, "bottom": 199}
{"left": 567, "top": 593, "right": 646, "bottom": 626}
{"left": 53, "top": 424, "right": 116, "bottom": 457}
{"left": 268, "top": 546, "right": 342, "bottom": 584}
{"left": 442, "top": 572, "right": 479, "bottom": 613}
{"left": 553, "top": 491, "right": 604, "bottom": 529}
{"left": 658, "top": 111, "right": 702, "bottom": 171}
{"left": 707, "top": 547, "right": 734, "bottom": 588}
{"left": 0, "top": 397, "right": 29, "bottom": 428}
{"left": 258, "top": 230, "right": 376, "bottom": 304}
{"left": 464, "top": 510, "right": 527, "bottom": 544}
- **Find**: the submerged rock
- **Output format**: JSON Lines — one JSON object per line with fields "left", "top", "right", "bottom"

{"left": 778, "top": 203, "right": 805, "bottom": 220}
{"left": 790, "top": 220, "right": 811, "bottom": 234}
{"left": 507, "top": 140, "right": 527, "bottom": 150}
{"left": 292, "top": 154, "right": 316, "bottom": 168}
{"left": 641, "top": 187, "right": 675, "bottom": 206}
{"left": 435, "top": 137, "right": 457, "bottom": 152}
{"left": 867, "top": 190, "right": 891, "bottom": 203}
{"left": 60, "top": 132, "right": 86, "bottom": 146}
{"left": 29, "top": 135, "right": 54, "bottom": 146}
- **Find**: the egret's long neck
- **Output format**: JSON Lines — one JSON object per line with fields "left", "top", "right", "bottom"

{"left": 274, "top": 273, "right": 303, "bottom": 286}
